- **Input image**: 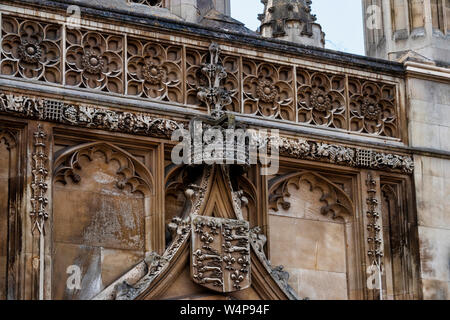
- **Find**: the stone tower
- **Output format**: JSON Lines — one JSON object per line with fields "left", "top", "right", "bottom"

{"left": 258, "top": 0, "right": 325, "bottom": 47}
{"left": 362, "top": 0, "right": 450, "bottom": 65}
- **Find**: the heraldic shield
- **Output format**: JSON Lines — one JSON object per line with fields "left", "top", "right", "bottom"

{"left": 191, "top": 215, "right": 251, "bottom": 293}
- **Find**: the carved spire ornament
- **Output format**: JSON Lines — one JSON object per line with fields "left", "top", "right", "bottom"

{"left": 197, "top": 43, "right": 234, "bottom": 118}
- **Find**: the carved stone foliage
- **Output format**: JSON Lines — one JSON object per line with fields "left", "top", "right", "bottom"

{"left": 66, "top": 29, "right": 123, "bottom": 93}
{"left": 349, "top": 79, "right": 398, "bottom": 137}
{"left": 0, "top": 92, "right": 184, "bottom": 139}
{"left": 31, "top": 125, "right": 49, "bottom": 234}
{"left": 243, "top": 59, "right": 294, "bottom": 121}
{"left": 268, "top": 171, "right": 353, "bottom": 221}
{"left": 366, "top": 173, "right": 384, "bottom": 264}
{"left": 297, "top": 70, "right": 346, "bottom": 128}
{"left": 186, "top": 47, "right": 240, "bottom": 113}
{"left": 0, "top": 91, "right": 414, "bottom": 174}
{"left": 191, "top": 215, "right": 251, "bottom": 293}
{"left": 1, "top": 15, "right": 61, "bottom": 82}
{"left": 127, "top": 38, "right": 182, "bottom": 102}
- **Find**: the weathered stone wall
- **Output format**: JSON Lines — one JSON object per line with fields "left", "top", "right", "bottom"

{"left": 407, "top": 74, "right": 450, "bottom": 300}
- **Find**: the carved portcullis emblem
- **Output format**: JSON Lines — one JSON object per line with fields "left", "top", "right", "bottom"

{"left": 191, "top": 215, "right": 251, "bottom": 293}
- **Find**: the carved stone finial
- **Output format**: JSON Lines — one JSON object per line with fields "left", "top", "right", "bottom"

{"left": 197, "top": 43, "right": 234, "bottom": 118}
{"left": 259, "top": 0, "right": 325, "bottom": 47}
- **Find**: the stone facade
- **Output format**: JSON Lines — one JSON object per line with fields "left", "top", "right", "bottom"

{"left": 0, "top": 0, "right": 447, "bottom": 300}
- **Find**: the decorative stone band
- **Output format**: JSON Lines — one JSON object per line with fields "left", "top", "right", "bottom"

{"left": 0, "top": 92, "right": 414, "bottom": 174}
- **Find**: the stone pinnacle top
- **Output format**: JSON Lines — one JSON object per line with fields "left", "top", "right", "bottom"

{"left": 258, "top": 0, "right": 325, "bottom": 47}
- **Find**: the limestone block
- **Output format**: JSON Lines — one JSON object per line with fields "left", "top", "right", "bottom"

{"left": 418, "top": 226, "right": 450, "bottom": 283}
{"left": 410, "top": 120, "right": 441, "bottom": 149}
{"left": 269, "top": 215, "right": 346, "bottom": 274}
{"left": 297, "top": 269, "right": 348, "bottom": 300}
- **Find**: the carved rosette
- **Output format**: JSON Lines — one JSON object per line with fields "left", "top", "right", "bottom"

{"left": 66, "top": 30, "right": 123, "bottom": 93}
{"left": 1, "top": 15, "right": 62, "bottom": 82}
{"left": 349, "top": 80, "right": 398, "bottom": 137}
{"left": 191, "top": 215, "right": 251, "bottom": 293}
{"left": 127, "top": 39, "right": 182, "bottom": 102}
{"left": 297, "top": 71, "right": 346, "bottom": 128}
{"left": 243, "top": 60, "right": 294, "bottom": 121}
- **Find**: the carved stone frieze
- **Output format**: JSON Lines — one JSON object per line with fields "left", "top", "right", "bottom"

{"left": 0, "top": 13, "right": 403, "bottom": 140}
{"left": 0, "top": 92, "right": 414, "bottom": 173}
{"left": 0, "top": 92, "right": 184, "bottom": 139}
{"left": 191, "top": 215, "right": 251, "bottom": 293}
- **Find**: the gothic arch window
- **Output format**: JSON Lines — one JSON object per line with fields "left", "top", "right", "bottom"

{"left": 51, "top": 142, "right": 154, "bottom": 300}
{"left": 268, "top": 171, "right": 358, "bottom": 300}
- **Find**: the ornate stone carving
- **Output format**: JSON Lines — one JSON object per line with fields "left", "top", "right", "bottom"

{"left": 243, "top": 59, "right": 294, "bottom": 121}
{"left": 366, "top": 173, "right": 384, "bottom": 261}
{"left": 268, "top": 171, "right": 353, "bottom": 220}
{"left": 66, "top": 29, "right": 123, "bottom": 93}
{"left": 30, "top": 124, "right": 49, "bottom": 234}
{"left": 191, "top": 215, "right": 251, "bottom": 293}
{"left": 195, "top": 43, "right": 235, "bottom": 118}
{"left": 1, "top": 15, "right": 62, "bottom": 82}
{"left": 0, "top": 92, "right": 413, "bottom": 173}
{"left": 297, "top": 70, "right": 346, "bottom": 128}
{"left": 53, "top": 143, "right": 153, "bottom": 196}
{"left": 127, "top": 39, "right": 182, "bottom": 102}
{"left": 0, "top": 92, "right": 183, "bottom": 139}
{"left": 349, "top": 79, "right": 398, "bottom": 137}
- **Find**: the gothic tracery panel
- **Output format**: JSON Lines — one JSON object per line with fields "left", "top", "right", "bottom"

{"left": 127, "top": 38, "right": 183, "bottom": 102}
{"left": 268, "top": 171, "right": 355, "bottom": 300}
{"left": 297, "top": 69, "right": 347, "bottom": 129}
{"left": 243, "top": 59, "right": 295, "bottom": 121}
{"left": 1, "top": 15, "right": 62, "bottom": 83}
{"left": 349, "top": 79, "right": 398, "bottom": 137}
{"left": 186, "top": 47, "right": 240, "bottom": 112}
{"left": 65, "top": 30, "right": 124, "bottom": 93}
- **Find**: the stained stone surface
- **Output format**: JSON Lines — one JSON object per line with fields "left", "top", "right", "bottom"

{"left": 52, "top": 152, "right": 146, "bottom": 300}
{"left": 268, "top": 179, "right": 348, "bottom": 300}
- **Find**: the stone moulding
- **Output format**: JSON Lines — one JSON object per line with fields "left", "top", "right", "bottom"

{"left": 0, "top": 91, "right": 414, "bottom": 174}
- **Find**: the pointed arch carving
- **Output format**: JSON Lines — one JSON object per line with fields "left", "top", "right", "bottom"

{"left": 0, "top": 129, "right": 17, "bottom": 150}
{"left": 268, "top": 171, "right": 354, "bottom": 222}
{"left": 54, "top": 142, "right": 154, "bottom": 196}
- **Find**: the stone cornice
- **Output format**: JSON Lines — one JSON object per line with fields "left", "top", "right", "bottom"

{"left": 0, "top": 91, "right": 414, "bottom": 174}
